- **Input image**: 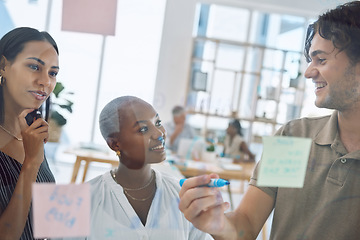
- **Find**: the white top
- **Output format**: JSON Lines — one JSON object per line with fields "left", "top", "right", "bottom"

{"left": 69, "top": 169, "right": 212, "bottom": 240}
{"left": 223, "top": 134, "right": 244, "bottom": 158}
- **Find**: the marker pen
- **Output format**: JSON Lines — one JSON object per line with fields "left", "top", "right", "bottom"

{"left": 179, "top": 178, "right": 230, "bottom": 187}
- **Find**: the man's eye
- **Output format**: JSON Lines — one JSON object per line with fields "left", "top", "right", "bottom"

{"left": 318, "top": 58, "right": 326, "bottom": 64}
{"left": 139, "top": 126, "right": 148, "bottom": 133}
{"left": 156, "top": 120, "right": 162, "bottom": 127}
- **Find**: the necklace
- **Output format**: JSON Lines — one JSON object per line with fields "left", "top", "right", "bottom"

{"left": 123, "top": 188, "right": 155, "bottom": 202}
{"left": 0, "top": 125, "right": 22, "bottom": 141}
{"left": 110, "top": 170, "right": 156, "bottom": 201}
{"left": 111, "top": 169, "right": 155, "bottom": 191}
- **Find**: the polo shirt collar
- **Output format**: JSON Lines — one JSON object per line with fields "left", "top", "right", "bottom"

{"left": 314, "top": 110, "right": 338, "bottom": 146}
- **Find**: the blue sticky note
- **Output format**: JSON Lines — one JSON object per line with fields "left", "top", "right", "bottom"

{"left": 257, "top": 136, "right": 311, "bottom": 188}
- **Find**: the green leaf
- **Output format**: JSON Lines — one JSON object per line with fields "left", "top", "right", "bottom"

{"left": 50, "top": 82, "right": 74, "bottom": 126}
{"left": 53, "top": 82, "right": 65, "bottom": 98}
{"left": 50, "top": 111, "right": 67, "bottom": 126}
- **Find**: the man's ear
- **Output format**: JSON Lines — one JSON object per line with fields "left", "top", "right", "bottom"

{"left": 106, "top": 137, "right": 121, "bottom": 152}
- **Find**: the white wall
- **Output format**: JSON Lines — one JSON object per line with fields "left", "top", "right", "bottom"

{"left": 154, "top": 0, "right": 349, "bottom": 123}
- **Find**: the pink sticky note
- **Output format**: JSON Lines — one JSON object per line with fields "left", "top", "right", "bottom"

{"left": 62, "top": 0, "right": 117, "bottom": 36}
{"left": 32, "top": 183, "right": 90, "bottom": 238}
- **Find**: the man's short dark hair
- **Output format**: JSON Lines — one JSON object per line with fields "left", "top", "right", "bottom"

{"left": 304, "top": 1, "right": 360, "bottom": 64}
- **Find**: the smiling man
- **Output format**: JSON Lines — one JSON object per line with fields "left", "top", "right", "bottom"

{"left": 178, "top": 2, "right": 360, "bottom": 240}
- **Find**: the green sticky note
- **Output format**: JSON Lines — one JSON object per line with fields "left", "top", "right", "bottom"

{"left": 258, "top": 136, "right": 312, "bottom": 188}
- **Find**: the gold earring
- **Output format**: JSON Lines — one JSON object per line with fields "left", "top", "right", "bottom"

{"left": 116, "top": 151, "right": 121, "bottom": 157}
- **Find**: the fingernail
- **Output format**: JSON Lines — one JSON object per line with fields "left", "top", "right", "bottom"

{"left": 216, "top": 192, "right": 223, "bottom": 203}
{"left": 225, "top": 202, "right": 230, "bottom": 211}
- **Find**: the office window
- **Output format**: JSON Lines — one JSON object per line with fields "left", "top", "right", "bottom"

{"left": 187, "top": 3, "right": 311, "bottom": 142}
{"left": 1, "top": 0, "right": 166, "bottom": 146}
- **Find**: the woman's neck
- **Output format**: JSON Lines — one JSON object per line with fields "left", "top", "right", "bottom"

{"left": 1, "top": 110, "right": 22, "bottom": 143}
{"left": 228, "top": 133, "right": 236, "bottom": 141}
{"left": 113, "top": 164, "right": 156, "bottom": 226}
{"left": 3, "top": 91, "right": 23, "bottom": 121}
{"left": 115, "top": 164, "right": 153, "bottom": 189}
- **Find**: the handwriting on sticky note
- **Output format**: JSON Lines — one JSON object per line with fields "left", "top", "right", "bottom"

{"left": 32, "top": 183, "right": 90, "bottom": 238}
{"left": 257, "top": 136, "right": 311, "bottom": 188}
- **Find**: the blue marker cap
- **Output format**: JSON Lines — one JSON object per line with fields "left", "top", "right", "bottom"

{"left": 208, "top": 178, "right": 230, "bottom": 187}
{"left": 179, "top": 178, "right": 230, "bottom": 187}
{"left": 179, "top": 179, "right": 186, "bottom": 187}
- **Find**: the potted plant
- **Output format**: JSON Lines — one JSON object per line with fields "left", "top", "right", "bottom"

{"left": 48, "top": 82, "right": 74, "bottom": 142}
{"left": 201, "top": 139, "right": 217, "bottom": 162}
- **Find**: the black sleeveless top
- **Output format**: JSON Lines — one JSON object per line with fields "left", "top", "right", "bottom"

{"left": 0, "top": 151, "right": 55, "bottom": 239}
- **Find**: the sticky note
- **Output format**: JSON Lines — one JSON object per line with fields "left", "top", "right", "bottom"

{"left": 257, "top": 136, "right": 311, "bottom": 188}
{"left": 32, "top": 183, "right": 90, "bottom": 238}
{"left": 62, "top": 0, "right": 117, "bottom": 36}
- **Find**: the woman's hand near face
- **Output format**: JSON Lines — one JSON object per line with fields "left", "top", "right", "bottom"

{"left": 0, "top": 109, "right": 49, "bottom": 239}
{"left": 178, "top": 174, "right": 237, "bottom": 239}
{"left": 19, "top": 109, "right": 48, "bottom": 167}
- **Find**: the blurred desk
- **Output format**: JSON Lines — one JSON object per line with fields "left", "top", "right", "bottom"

{"left": 173, "top": 159, "right": 255, "bottom": 209}
{"left": 174, "top": 160, "right": 254, "bottom": 181}
{"left": 66, "top": 148, "right": 118, "bottom": 183}
{"left": 66, "top": 149, "right": 255, "bottom": 208}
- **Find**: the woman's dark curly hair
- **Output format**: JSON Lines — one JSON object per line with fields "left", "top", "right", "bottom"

{"left": 304, "top": 1, "right": 360, "bottom": 65}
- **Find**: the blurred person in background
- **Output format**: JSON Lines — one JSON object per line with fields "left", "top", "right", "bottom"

{"left": 164, "top": 105, "right": 196, "bottom": 153}
{"left": 223, "top": 119, "right": 255, "bottom": 162}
